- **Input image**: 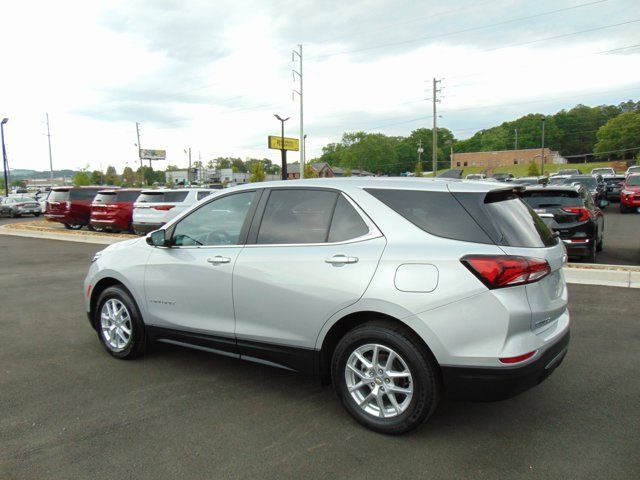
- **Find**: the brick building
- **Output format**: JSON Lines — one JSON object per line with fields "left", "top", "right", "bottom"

{"left": 451, "top": 148, "right": 566, "bottom": 170}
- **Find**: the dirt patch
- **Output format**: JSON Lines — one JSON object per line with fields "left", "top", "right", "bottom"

{"left": 3, "top": 220, "right": 134, "bottom": 239}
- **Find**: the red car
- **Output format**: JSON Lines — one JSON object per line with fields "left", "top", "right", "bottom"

{"left": 45, "top": 186, "right": 106, "bottom": 230}
{"left": 90, "top": 189, "right": 142, "bottom": 232}
{"left": 620, "top": 174, "right": 640, "bottom": 213}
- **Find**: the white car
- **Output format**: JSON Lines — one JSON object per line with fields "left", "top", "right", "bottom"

{"left": 132, "top": 188, "right": 213, "bottom": 234}
{"left": 625, "top": 165, "right": 640, "bottom": 176}
{"left": 465, "top": 173, "right": 486, "bottom": 180}
{"left": 591, "top": 167, "right": 616, "bottom": 176}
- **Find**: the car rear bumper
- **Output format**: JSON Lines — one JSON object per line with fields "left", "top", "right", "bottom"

{"left": 441, "top": 329, "right": 569, "bottom": 401}
{"left": 132, "top": 222, "right": 164, "bottom": 234}
{"left": 90, "top": 219, "right": 128, "bottom": 230}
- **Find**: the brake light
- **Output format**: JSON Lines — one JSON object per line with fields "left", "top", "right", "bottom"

{"left": 561, "top": 207, "right": 589, "bottom": 222}
{"left": 499, "top": 350, "right": 537, "bottom": 364}
{"left": 461, "top": 255, "right": 551, "bottom": 289}
{"left": 153, "top": 205, "right": 174, "bottom": 211}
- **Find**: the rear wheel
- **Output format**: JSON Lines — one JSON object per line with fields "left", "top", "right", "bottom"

{"left": 587, "top": 235, "right": 597, "bottom": 262}
{"left": 331, "top": 321, "right": 439, "bottom": 435}
{"left": 64, "top": 223, "right": 83, "bottom": 230}
{"left": 92, "top": 225, "right": 105, "bottom": 232}
{"left": 34, "top": 212, "right": 41, "bottom": 217}
{"left": 95, "top": 286, "right": 146, "bottom": 359}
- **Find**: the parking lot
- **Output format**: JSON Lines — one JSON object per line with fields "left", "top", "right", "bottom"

{"left": 1, "top": 235, "right": 638, "bottom": 479}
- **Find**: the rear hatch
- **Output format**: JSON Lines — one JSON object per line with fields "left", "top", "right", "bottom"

{"left": 448, "top": 185, "right": 567, "bottom": 332}
{"left": 91, "top": 191, "right": 119, "bottom": 218}
{"left": 46, "top": 189, "right": 71, "bottom": 214}
{"left": 133, "top": 191, "right": 188, "bottom": 224}
{"left": 520, "top": 189, "right": 587, "bottom": 234}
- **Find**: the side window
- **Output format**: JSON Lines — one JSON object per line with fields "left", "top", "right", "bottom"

{"left": 172, "top": 191, "right": 256, "bottom": 246}
{"left": 197, "top": 191, "right": 211, "bottom": 201}
{"left": 257, "top": 189, "right": 338, "bottom": 244}
{"left": 328, "top": 195, "right": 369, "bottom": 242}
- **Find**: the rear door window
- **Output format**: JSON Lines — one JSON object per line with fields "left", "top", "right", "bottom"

{"left": 327, "top": 195, "right": 369, "bottom": 242}
{"left": 69, "top": 189, "right": 100, "bottom": 201}
{"left": 520, "top": 190, "right": 581, "bottom": 208}
{"left": 257, "top": 189, "right": 338, "bottom": 244}
{"left": 117, "top": 191, "right": 142, "bottom": 202}
{"left": 49, "top": 190, "right": 70, "bottom": 202}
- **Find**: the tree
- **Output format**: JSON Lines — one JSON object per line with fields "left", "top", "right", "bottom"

{"left": 343, "top": 167, "right": 352, "bottom": 177}
{"left": 527, "top": 161, "right": 540, "bottom": 176}
{"left": 595, "top": 112, "right": 640, "bottom": 159}
{"left": 73, "top": 170, "right": 91, "bottom": 186}
{"left": 90, "top": 170, "right": 103, "bottom": 185}
{"left": 249, "top": 162, "right": 266, "bottom": 182}
{"left": 104, "top": 165, "right": 119, "bottom": 185}
{"left": 166, "top": 173, "right": 175, "bottom": 188}
{"left": 304, "top": 163, "right": 318, "bottom": 178}
{"left": 121, "top": 166, "right": 137, "bottom": 186}
{"left": 414, "top": 161, "right": 423, "bottom": 177}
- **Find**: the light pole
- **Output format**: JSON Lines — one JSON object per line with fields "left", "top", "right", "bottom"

{"left": 274, "top": 114, "right": 290, "bottom": 180}
{"left": 1, "top": 118, "right": 9, "bottom": 196}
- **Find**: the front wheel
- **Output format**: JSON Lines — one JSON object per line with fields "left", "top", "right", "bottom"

{"left": 331, "top": 321, "right": 440, "bottom": 435}
{"left": 95, "top": 286, "right": 146, "bottom": 359}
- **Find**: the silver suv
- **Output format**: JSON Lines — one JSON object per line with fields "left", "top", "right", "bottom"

{"left": 84, "top": 178, "right": 570, "bottom": 434}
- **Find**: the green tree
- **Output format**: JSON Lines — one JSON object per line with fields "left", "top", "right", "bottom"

{"left": 343, "top": 167, "right": 352, "bottom": 177}
{"left": 527, "top": 161, "right": 540, "bottom": 176}
{"left": 90, "top": 170, "right": 103, "bottom": 185}
{"left": 595, "top": 112, "right": 640, "bottom": 159}
{"left": 73, "top": 171, "right": 91, "bottom": 186}
{"left": 414, "top": 161, "right": 424, "bottom": 177}
{"left": 121, "top": 166, "right": 136, "bottom": 186}
{"left": 104, "top": 165, "right": 119, "bottom": 185}
{"left": 166, "top": 173, "right": 175, "bottom": 188}
{"left": 304, "top": 163, "right": 318, "bottom": 178}
{"left": 249, "top": 162, "right": 266, "bottom": 182}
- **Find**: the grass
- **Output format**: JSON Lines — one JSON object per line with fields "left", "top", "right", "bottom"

{"left": 440, "top": 160, "right": 627, "bottom": 178}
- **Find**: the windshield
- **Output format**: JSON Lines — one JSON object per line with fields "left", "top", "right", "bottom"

{"left": 93, "top": 192, "right": 117, "bottom": 203}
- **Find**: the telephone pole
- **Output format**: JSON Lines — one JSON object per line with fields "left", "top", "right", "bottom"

{"left": 292, "top": 44, "right": 304, "bottom": 179}
{"left": 135, "top": 122, "right": 142, "bottom": 169}
{"left": 514, "top": 128, "right": 518, "bottom": 150}
{"left": 540, "top": 117, "right": 546, "bottom": 176}
{"left": 417, "top": 139, "right": 423, "bottom": 169}
{"left": 45, "top": 114, "right": 54, "bottom": 183}
{"left": 432, "top": 78, "right": 442, "bottom": 177}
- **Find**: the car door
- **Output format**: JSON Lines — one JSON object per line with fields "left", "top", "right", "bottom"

{"left": 144, "top": 189, "right": 259, "bottom": 351}
{"left": 232, "top": 188, "right": 386, "bottom": 372}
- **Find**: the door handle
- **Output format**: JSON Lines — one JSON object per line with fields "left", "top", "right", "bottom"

{"left": 207, "top": 256, "right": 231, "bottom": 265}
{"left": 325, "top": 254, "right": 358, "bottom": 265}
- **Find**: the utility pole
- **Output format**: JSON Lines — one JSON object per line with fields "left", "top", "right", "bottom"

{"left": 188, "top": 147, "right": 192, "bottom": 185}
{"left": 432, "top": 78, "right": 441, "bottom": 177}
{"left": 274, "top": 114, "right": 290, "bottom": 180}
{"left": 135, "top": 122, "right": 142, "bottom": 169}
{"left": 417, "top": 139, "right": 423, "bottom": 169}
{"left": 514, "top": 128, "right": 518, "bottom": 150}
{"left": 1, "top": 118, "right": 9, "bottom": 196}
{"left": 292, "top": 44, "right": 304, "bottom": 179}
{"left": 540, "top": 117, "right": 546, "bottom": 176}
{"left": 46, "top": 113, "right": 54, "bottom": 183}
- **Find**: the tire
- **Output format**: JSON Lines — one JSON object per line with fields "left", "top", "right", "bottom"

{"left": 596, "top": 235, "right": 603, "bottom": 252}
{"left": 620, "top": 204, "right": 628, "bottom": 213}
{"left": 86, "top": 224, "right": 95, "bottom": 231}
{"left": 331, "top": 321, "right": 440, "bottom": 435}
{"left": 587, "top": 235, "right": 597, "bottom": 262}
{"left": 64, "top": 223, "right": 83, "bottom": 230}
{"left": 94, "top": 286, "right": 146, "bottom": 359}
{"left": 92, "top": 225, "right": 105, "bottom": 232}
{"left": 11, "top": 211, "right": 19, "bottom": 218}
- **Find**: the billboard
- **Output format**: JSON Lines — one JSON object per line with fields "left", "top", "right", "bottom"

{"left": 140, "top": 149, "right": 166, "bottom": 160}
{"left": 268, "top": 136, "right": 299, "bottom": 151}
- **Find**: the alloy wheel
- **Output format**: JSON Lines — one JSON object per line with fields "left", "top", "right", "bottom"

{"left": 344, "top": 343, "right": 413, "bottom": 418}
{"left": 100, "top": 298, "right": 133, "bottom": 352}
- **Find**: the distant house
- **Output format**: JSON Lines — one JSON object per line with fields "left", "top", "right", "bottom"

{"left": 286, "top": 163, "right": 373, "bottom": 179}
{"left": 451, "top": 148, "right": 566, "bottom": 170}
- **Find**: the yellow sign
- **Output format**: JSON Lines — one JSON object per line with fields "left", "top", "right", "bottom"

{"left": 268, "top": 136, "right": 299, "bottom": 151}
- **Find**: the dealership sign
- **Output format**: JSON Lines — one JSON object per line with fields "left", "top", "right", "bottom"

{"left": 268, "top": 136, "right": 299, "bottom": 151}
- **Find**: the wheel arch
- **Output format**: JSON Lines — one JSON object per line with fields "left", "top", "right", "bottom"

{"left": 89, "top": 277, "right": 139, "bottom": 329}
{"left": 317, "top": 310, "right": 441, "bottom": 385}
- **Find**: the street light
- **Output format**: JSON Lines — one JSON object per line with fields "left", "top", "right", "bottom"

{"left": 1, "top": 118, "right": 9, "bottom": 196}
{"left": 274, "top": 114, "right": 290, "bottom": 180}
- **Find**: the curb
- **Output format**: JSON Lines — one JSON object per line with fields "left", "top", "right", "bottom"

{"left": 2, "top": 225, "right": 638, "bottom": 288}
{"left": 0, "top": 226, "right": 126, "bottom": 245}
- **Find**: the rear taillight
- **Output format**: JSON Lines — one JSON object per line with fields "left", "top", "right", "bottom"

{"left": 64, "top": 201, "right": 71, "bottom": 210}
{"left": 153, "top": 205, "right": 174, "bottom": 211}
{"left": 461, "top": 255, "right": 551, "bottom": 289}
{"left": 499, "top": 350, "right": 537, "bottom": 364}
{"left": 561, "top": 206, "right": 589, "bottom": 221}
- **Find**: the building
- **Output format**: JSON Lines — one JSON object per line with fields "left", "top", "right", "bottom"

{"left": 450, "top": 148, "right": 566, "bottom": 170}
{"left": 286, "top": 162, "right": 373, "bottom": 179}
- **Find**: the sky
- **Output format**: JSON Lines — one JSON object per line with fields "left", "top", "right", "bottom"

{"left": 0, "top": 0, "right": 639, "bottom": 174}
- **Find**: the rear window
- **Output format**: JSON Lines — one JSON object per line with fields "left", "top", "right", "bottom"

{"left": 137, "top": 191, "right": 188, "bottom": 203}
{"left": 49, "top": 190, "right": 70, "bottom": 202}
{"left": 520, "top": 190, "right": 582, "bottom": 208}
{"left": 567, "top": 177, "right": 596, "bottom": 189}
{"left": 93, "top": 192, "right": 117, "bottom": 203}
{"left": 604, "top": 177, "right": 624, "bottom": 185}
{"left": 117, "top": 191, "right": 142, "bottom": 202}
{"left": 367, "top": 188, "right": 556, "bottom": 248}
{"left": 69, "top": 189, "right": 100, "bottom": 201}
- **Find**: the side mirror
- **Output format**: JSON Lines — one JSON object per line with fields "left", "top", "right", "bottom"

{"left": 599, "top": 199, "right": 609, "bottom": 208}
{"left": 146, "top": 229, "right": 169, "bottom": 247}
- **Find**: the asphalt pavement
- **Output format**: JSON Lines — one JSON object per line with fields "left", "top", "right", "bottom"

{"left": 594, "top": 205, "right": 640, "bottom": 265}
{"left": 0, "top": 235, "right": 638, "bottom": 480}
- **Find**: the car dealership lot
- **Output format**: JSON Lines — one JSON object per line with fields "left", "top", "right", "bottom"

{"left": 1, "top": 235, "right": 638, "bottom": 479}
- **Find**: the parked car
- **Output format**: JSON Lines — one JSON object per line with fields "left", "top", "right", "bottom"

{"left": 465, "top": 173, "right": 486, "bottom": 180}
{"left": 591, "top": 167, "right": 616, "bottom": 176}
{"left": 90, "top": 189, "right": 142, "bottom": 232}
{"left": 512, "top": 176, "right": 545, "bottom": 186}
{"left": 562, "top": 175, "right": 607, "bottom": 206}
{"left": 556, "top": 168, "right": 582, "bottom": 176}
{"left": 0, "top": 196, "right": 42, "bottom": 217}
{"left": 548, "top": 175, "right": 572, "bottom": 185}
{"left": 602, "top": 175, "right": 626, "bottom": 202}
{"left": 132, "top": 188, "right": 213, "bottom": 234}
{"left": 35, "top": 190, "right": 50, "bottom": 212}
{"left": 619, "top": 174, "right": 640, "bottom": 213}
{"left": 625, "top": 165, "right": 640, "bottom": 176}
{"left": 520, "top": 184, "right": 605, "bottom": 262}
{"left": 492, "top": 172, "right": 514, "bottom": 182}
{"left": 85, "top": 178, "right": 570, "bottom": 434}
{"left": 45, "top": 186, "right": 105, "bottom": 230}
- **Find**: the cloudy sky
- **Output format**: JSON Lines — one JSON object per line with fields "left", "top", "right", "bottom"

{"left": 1, "top": 0, "right": 639, "bottom": 173}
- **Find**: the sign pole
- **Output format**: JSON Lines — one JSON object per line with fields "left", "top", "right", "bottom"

{"left": 274, "top": 115, "right": 290, "bottom": 180}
